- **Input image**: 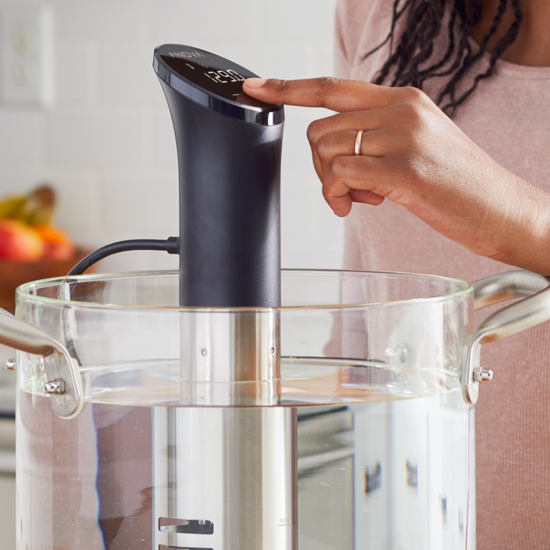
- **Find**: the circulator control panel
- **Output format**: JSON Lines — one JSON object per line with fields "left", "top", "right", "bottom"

{"left": 153, "top": 44, "right": 283, "bottom": 125}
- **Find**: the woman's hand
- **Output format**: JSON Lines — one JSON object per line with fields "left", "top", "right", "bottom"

{"left": 243, "top": 77, "right": 550, "bottom": 274}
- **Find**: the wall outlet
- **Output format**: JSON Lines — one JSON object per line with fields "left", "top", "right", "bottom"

{"left": 0, "top": 4, "right": 55, "bottom": 106}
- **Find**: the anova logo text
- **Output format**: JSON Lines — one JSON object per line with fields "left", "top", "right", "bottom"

{"left": 168, "top": 51, "right": 206, "bottom": 59}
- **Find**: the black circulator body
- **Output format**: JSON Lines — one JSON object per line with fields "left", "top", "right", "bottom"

{"left": 153, "top": 44, "right": 284, "bottom": 307}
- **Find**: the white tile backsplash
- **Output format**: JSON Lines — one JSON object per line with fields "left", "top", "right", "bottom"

{"left": 147, "top": 108, "right": 179, "bottom": 172}
{"left": 46, "top": 109, "right": 145, "bottom": 166}
{"left": 102, "top": 174, "right": 179, "bottom": 237}
{"left": 55, "top": 40, "right": 98, "bottom": 103}
{"left": 174, "top": 0, "right": 264, "bottom": 42}
{"left": 49, "top": 172, "right": 100, "bottom": 235}
{"left": 52, "top": 0, "right": 147, "bottom": 40}
{"left": 144, "top": 0, "right": 191, "bottom": 42}
{"left": 0, "top": 110, "right": 44, "bottom": 164}
{"left": 281, "top": 105, "right": 330, "bottom": 177}
{"left": 100, "top": 41, "right": 164, "bottom": 103}
{"left": 0, "top": 0, "right": 343, "bottom": 273}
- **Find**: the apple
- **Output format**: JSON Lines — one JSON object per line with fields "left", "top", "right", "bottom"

{"left": 0, "top": 220, "right": 44, "bottom": 261}
{"left": 34, "top": 224, "right": 75, "bottom": 261}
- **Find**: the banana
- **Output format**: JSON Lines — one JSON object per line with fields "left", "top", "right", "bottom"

{"left": 0, "top": 184, "right": 55, "bottom": 226}
{"left": 0, "top": 194, "right": 27, "bottom": 220}
{"left": 20, "top": 185, "right": 55, "bottom": 226}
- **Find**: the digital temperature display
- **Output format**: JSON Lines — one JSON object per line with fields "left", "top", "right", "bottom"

{"left": 204, "top": 69, "right": 246, "bottom": 84}
{"left": 156, "top": 45, "right": 264, "bottom": 104}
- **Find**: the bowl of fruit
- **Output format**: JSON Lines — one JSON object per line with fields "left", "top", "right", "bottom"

{"left": 0, "top": 184, "right": 92, "bottom": 312}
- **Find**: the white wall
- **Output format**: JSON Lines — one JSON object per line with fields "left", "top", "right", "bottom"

{"left": 0, "top": 0, "right": 345, "bottom": 273}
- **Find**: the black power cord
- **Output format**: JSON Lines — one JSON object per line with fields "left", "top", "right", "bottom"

{"left": 62, "top": 238, "right": 179, "bottom": 379}
{"left": 67, "top": 237, "right": 179, "bottom": 276}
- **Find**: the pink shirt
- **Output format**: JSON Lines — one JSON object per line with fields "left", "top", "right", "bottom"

{"left": 335, "top": 0, "right": 550, "bottom": 547}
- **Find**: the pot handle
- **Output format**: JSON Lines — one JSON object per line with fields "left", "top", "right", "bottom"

{"left": 463, "top": 270, "right": 550, "bottom": 404}
{"left": 0, "top": 308, "right": 83, "bottom": 418}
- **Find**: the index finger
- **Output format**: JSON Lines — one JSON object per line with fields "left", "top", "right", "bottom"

{"left": 243, "top": 77, "right": 397, "bottom": 112}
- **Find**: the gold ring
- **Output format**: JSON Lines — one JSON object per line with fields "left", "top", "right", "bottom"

{"left": 354, "top": 130, "right": 363, "bottom": 156}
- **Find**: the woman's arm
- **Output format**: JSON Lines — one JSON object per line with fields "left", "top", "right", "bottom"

{"left": 243, "top": 77, "right": 550, "bottom": 275}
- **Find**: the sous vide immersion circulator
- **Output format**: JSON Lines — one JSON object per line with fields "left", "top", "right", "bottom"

{"left": 152, "top": 45, "right": 295, "bottom": 550}
{"left": 153, "top": 44, "right": 284, "bottom": 307}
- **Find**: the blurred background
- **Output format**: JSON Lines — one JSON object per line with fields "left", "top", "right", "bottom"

{"left": 0, "top": 0, "right": 344, "bottom": 274}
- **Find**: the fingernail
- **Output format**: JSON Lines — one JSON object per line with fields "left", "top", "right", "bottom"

{"left": 244, "top": 78, "right": 266, "bottom": 88}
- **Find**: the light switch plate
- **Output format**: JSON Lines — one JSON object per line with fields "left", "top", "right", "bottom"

{"left": 0, "top": 4, "right": 55, "bottom": 106}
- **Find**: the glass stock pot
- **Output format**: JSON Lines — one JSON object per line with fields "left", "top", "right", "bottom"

{"left": 2, "top": 268, "right": 550, "bottom": 550}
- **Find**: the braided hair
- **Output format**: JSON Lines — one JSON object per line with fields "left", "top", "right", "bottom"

{"left": 365, "top": 0, "right": 524, "bottom": 115}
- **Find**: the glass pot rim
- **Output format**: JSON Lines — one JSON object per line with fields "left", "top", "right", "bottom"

{"left": 15, "top": 268, "right": 473, "bottom": 312}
